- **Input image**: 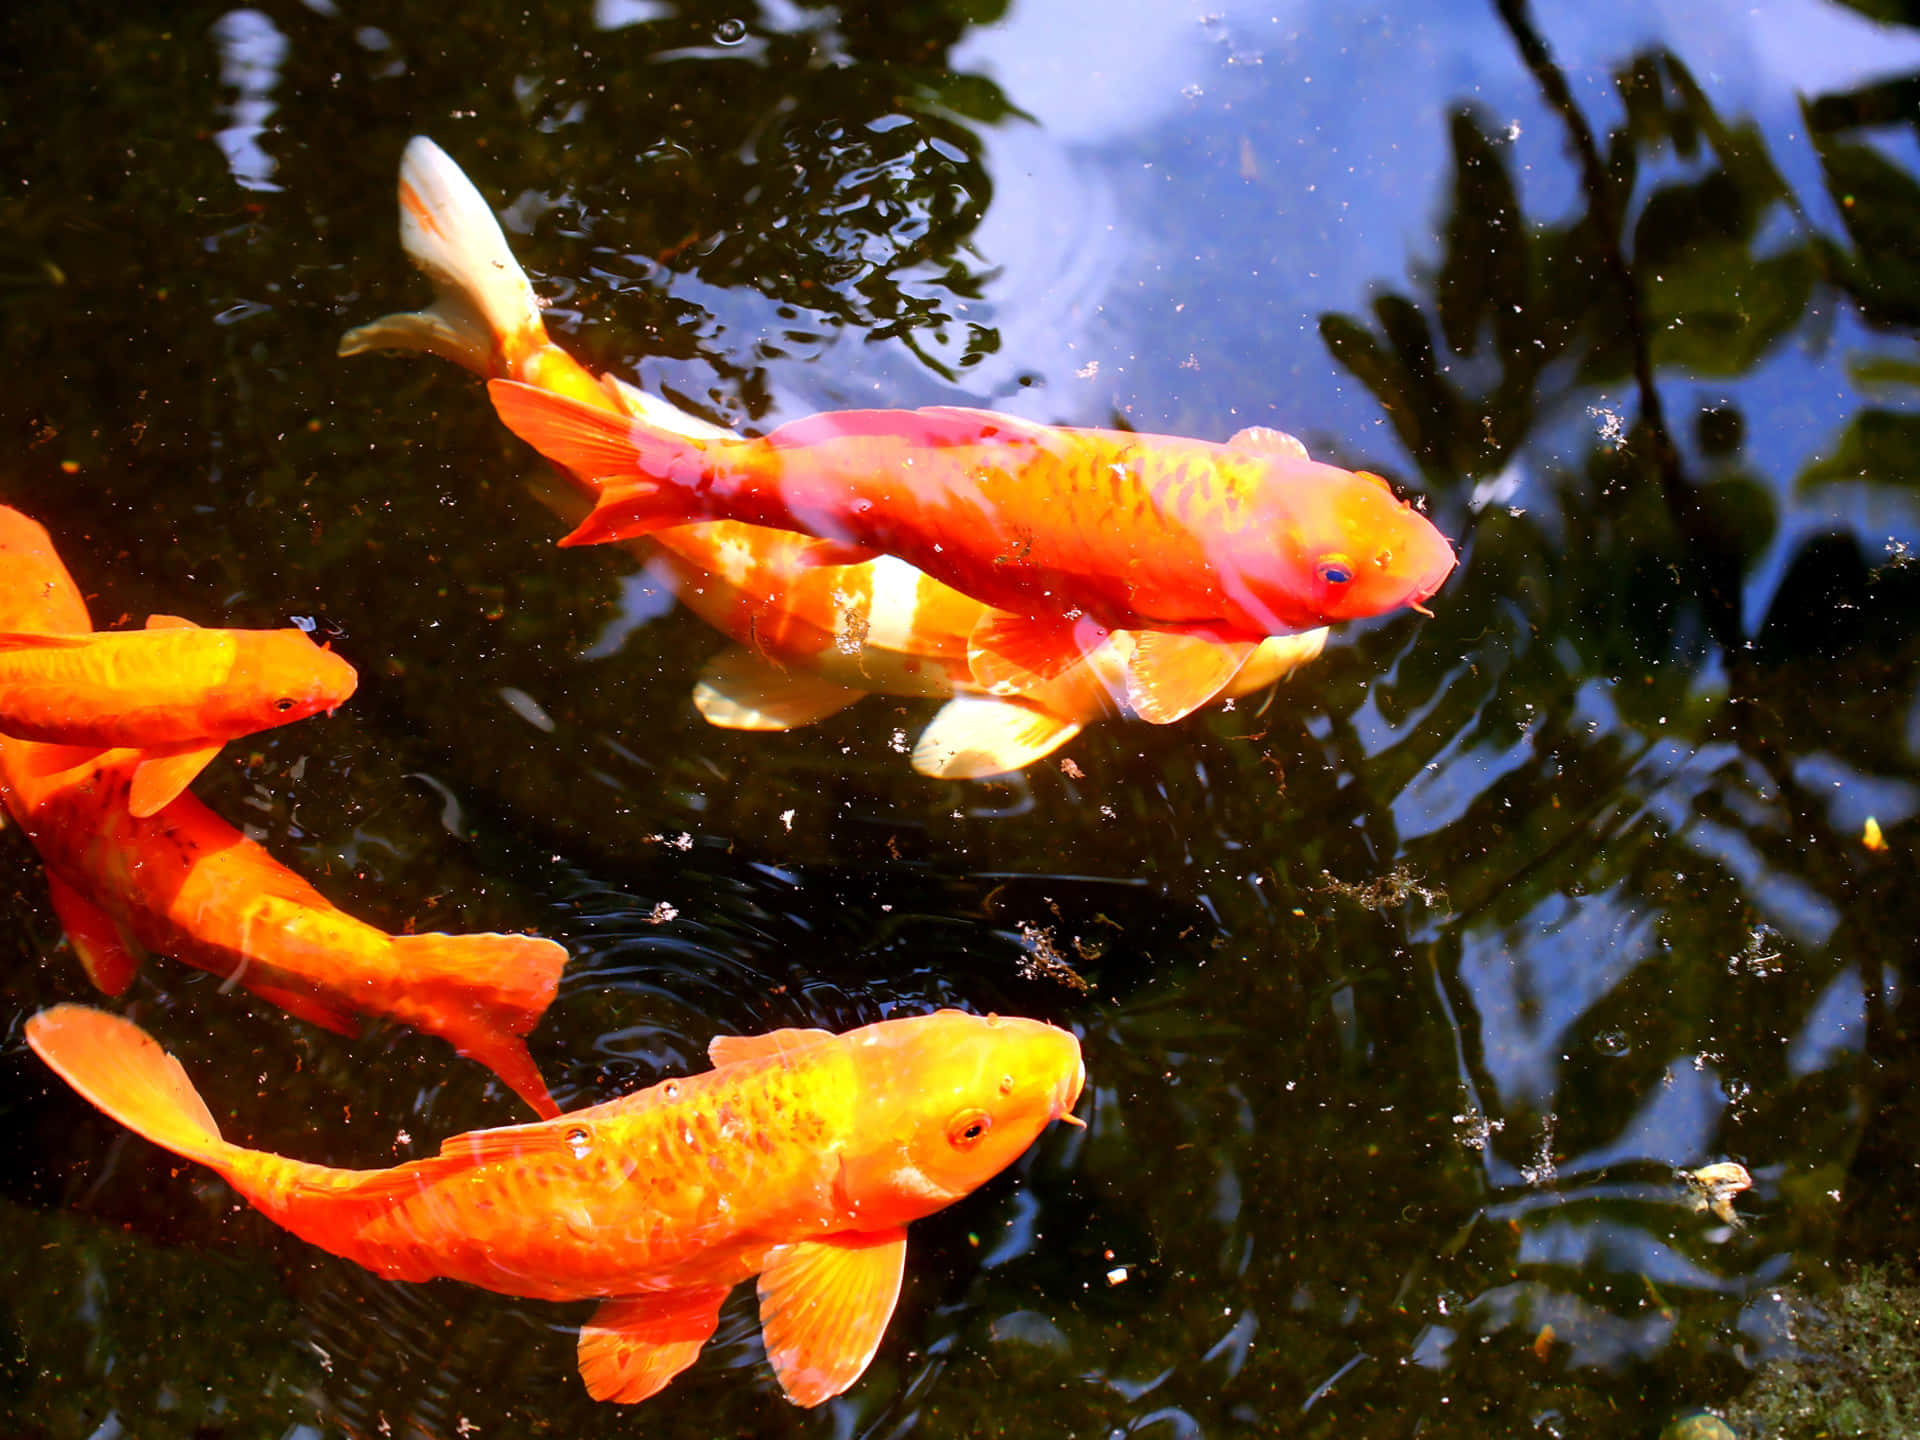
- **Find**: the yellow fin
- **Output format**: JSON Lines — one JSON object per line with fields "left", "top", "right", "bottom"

{"left": 693, "top": 647, "right": 864, "bottom": 731}
{"left": 578, "top": 1288, "right": 731, "bottom": 1404}
{"left": 757, "top": 1229, "right": 907, "bottom": 1407}
{"left": 1124, "top": 633, "right": 1255, "bottom": 724}
{"left": 128, "top": 743, "right": 223, "bottom": 818}
{"left": 707, "top": 1027, "right": 835, "bottom": 1068}
{"left": 911, "top": 696, "right": 1082, "bottom": 780}
{"left": 46, "top": 873, "right": 139, "bottom": 995}
{"left": 1226, "top": 425, "right": 1311, "bottom": 460}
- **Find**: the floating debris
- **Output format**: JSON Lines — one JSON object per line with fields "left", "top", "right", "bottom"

{"left": 1014, "top": 920, "right": 1090, "bottom": 993}
{"left": 1318, "top": 864, "right": 1447, "bottom": 911}
{"left": 1683, "top": 1161, "right": 1753, "bottom": 1226}
{"left": 1864, "top": 816, "right": 1887, "bottom": 852}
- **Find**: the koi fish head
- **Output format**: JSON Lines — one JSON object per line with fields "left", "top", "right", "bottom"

{"left": 1230, "top": 462, "right": 1456, "bottom": 632}
{"left": 218, "top": 630, "right": 361, "bottom": 731}
{"left": 834, "top": 1010, "right": 1085, "bottom": 1226}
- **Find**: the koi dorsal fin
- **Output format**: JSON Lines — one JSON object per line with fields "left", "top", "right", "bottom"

{"left": 144, "top": 614, "right": 200, "bottom": 629}
{"left": 761, "top": 405, "right": 1055, "bottom": 453}
{"left": 1226, "top": 425, "right": 1311, "bottom": 460}
{"left": 707, "top": 1027, "right": 835, "bottom": 1068}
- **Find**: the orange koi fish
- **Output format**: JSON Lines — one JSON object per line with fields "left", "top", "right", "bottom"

{"left": 341, "top": 138, "right": 1328, "bottom": 766}
{"left": 0, "top": 617, "right": 357, "bottom": 816}
{"left": 0, "top": 506, "right": 563, "bottom": 1117}
{"left": 28, "top": 1003, "right": 1086, "bottom": 1406}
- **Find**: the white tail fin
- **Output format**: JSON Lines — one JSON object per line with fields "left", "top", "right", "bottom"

{"left": 338, "top": 136, "right": 543, "bottom": 374}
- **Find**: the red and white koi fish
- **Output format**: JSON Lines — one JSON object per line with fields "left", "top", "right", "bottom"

{"left": 29, "top": 1004, "right": 1085, "bottom": 1407}
{"left": 0, "top": 506, "right": 564, "bottom": 1117}
{"left": 341, "top": 138, "right": 1328, "bottom": 772}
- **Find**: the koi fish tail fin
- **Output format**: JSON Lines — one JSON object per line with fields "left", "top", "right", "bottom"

{"left": 488, "top": 380, "right": 714, "bottom": 540}
{"left": 340, "top": 136, "right": 602, "bottom": 404}
{"left": 388, "top": 931, "right": 568, "bottom": 1119}
{"left": 25, "top": 1004, "right": 235, "bottom": 1172}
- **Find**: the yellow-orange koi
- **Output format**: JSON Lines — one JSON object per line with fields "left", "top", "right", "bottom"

{"left": 28, "top": 1003, "right": 1086, "bottom": 1407}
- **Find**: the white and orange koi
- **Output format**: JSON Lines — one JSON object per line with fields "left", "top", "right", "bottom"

{"left": 341, "top": 138, "right": 1327, "bottom": 777}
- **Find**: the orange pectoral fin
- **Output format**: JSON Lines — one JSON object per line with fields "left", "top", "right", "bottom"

{"left": 756, "top": 1229, "right": 907, "bottom": 1408}
{"left": 578, "top": 1287, "right": 731, "bottom": 1405}
{"left": 142, "top": 614, "right": 200, "bottom": 630}
{"left": 45, "top": 873, "right": 140, "bottom": 995}
{"left": 968, "top": 610, "right": 1109, "bottom": 694}
{"left": 1123, "top": 632, "right": 1256, "bottom": 725}
{"left": 707, "top": 1026, "right": 836, "bottom": 1068}
{"left": 128, "top": 743, "right": 223, "bottom": 818}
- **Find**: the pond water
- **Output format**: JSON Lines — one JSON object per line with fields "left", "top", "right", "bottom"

{"left": 4, "top": 0, "right": 1920, "bottom": 1435}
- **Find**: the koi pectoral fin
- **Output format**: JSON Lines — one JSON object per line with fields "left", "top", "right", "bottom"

{"left": 693, "top": 647, "right": 865, "bottom": 732}
{"left": 912, "top": 696, "right": 1083, "bottom": 780}
{"left": 1123, "top": 632, "right": 1256, "bottom": 725}
{"left": 757, "top": 1228, "right": 907, "bottom": 1408}
{"left": 127, "top": 743, "right": 224, "bottom": 818}
{"left": 45, "top": 873, "right": 140, "bottom": 995}
{"left": 968, "top": 610, "right": 1108, "bottom": 694}
{"left": 578, "top": 1287, "right": 731, "bottom": 1404}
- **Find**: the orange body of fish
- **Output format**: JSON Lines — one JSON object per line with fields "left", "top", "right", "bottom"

{"left": 27, "top": 1004, "right": 1086, "bottom": 1407}
{"left": 0, "top": 618, "right": 357, "bottom": 816}
{"left": 0, "top": 505, "right": 564, "bottom": 1118}
{"left": 341, "top": 138, "right": 1331, "bottom": 759}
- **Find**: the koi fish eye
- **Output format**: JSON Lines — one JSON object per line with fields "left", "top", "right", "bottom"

{"left": 947, "top": 1108, "right": 993, "bottom": 1150}
{"left": 565, "top": 1126, "right": 592, "bottom": 1159}
{"left": 274, "top": 697, "right": 297, "bottom": 712}
{"left": 1316, "top": 557, "right": 1355, "bottom": 586}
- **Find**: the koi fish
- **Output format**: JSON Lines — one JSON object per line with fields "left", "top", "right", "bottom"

{"left": 340, "top": 137, "right": 1328, "bottom": 767}
{"left": 0, "top": 617, "right": 357, "bottom": 816}
{"left": 488, "top": 377, "right": 1454, "bottom": 727}
{"left": 0, "top": 505, "right": 564, "bottom": 1118}
{"left": 27, "top": 1003, "right": 1086, "bottom": 1406}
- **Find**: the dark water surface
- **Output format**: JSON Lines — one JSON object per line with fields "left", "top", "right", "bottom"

{"left": 5, "top": 0, "right": 1920, "bottom": 1435}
